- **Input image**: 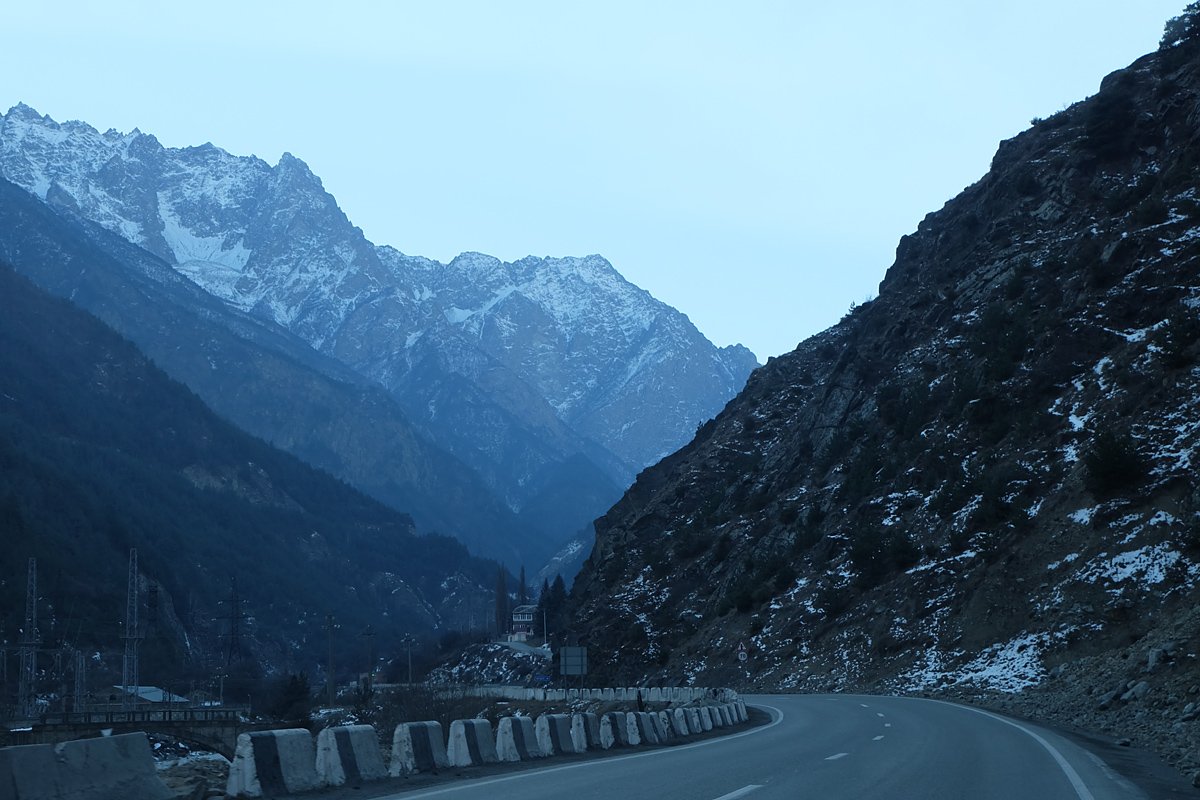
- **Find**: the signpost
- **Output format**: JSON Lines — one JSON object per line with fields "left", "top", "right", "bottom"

{"left": 737, "top": 642, "right": 748, "bottom": 663}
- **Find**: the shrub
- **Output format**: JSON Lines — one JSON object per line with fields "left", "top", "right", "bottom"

{"left": 1162, "top": 2, "right": 1200, "bottom": 48}
{"left": 1083, "top": 428, "right": 1148, "bottom": 499}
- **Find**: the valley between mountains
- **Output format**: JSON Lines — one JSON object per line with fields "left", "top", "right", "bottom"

{"left": 3, "top": 7, "right": 1200, "bottom": 790}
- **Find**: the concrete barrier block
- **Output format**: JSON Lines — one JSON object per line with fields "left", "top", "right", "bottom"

{"left": 447, "top": 719, "right": 497, "bottom": 767}
{"left": 671, "top": 707, "right": 691, "bottom": 736}
{"left": 738, "top": 701, "right": 748, "bottom": 722}
{"left": 647, "top": 688, "right": 663, "bottom": 703}
{"left": 600, "top": 688, "right": 615, "bottom": 702}
{"left": 390, "top": 721, "right": 447, "bottom": 776}
{"left": 711, "top": 705, "right": 728, "bottom": 728}
{"left": 600, "top": 711, "right": 632, "bottom": 748}
{"left": 656, "top": 710, "right": 674, "bottom": 740}
{"left": 571, "top": 712, "right": 601, "bottom": 751}
{"left": 628, "top": 712, "right": 657, "bottom": 745}
{"left": 227, "top": 729, "right": 319, "bottom": 798}
{"left": 535, "top": 714, "right": 577, "bottom": 756}
{"left": 697, "top": 706, "right": 713, "bottom": 731}
{"left": 0, "top": 734, "right": 171, "bottom": 800}
{"left": 0, "top": 741, "right": 64, "bottom": 799}
{"left": 496, "top": 716, "right": 543, "bottom": 762}
{"left": 315, "top": 724, "right": 386, "bottom": 787}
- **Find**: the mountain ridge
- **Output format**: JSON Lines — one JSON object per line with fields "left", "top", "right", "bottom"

{"left": 571, "top": 33, "right": 1200, "bottom": 778}
{"left": 0, "top": 105, "right": 757, "bottom": 565}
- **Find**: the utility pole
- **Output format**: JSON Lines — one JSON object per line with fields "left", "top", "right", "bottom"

{"left": 18, "top": 558, "right": 38, "bottom": 719}
{"left": 325, "top": 614, "right": 336, "bottom": 709}
{"left": 121, "top": 549, "right": 140, "bottom": 710}
{"left": 360, "top": 625, "right": 375, "bottom": 692}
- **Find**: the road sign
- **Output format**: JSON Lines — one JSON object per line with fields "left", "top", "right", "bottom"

{"left": 559, "top": 646, "right": 588, "bottom": 676}
{"left": 737, "top": 642, "right": 748, "bottom": 662}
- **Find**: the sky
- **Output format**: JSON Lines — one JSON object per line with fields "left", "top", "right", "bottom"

{"left": 2, "top": 1, "right": 1186, "bottom": 359}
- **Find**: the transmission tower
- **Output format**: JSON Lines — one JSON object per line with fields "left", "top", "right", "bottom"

{"left": 121, "top": 549, "right": 140, "bottom": 710}
{"left": 72, "top": 648, "right": 86, "bottom": 714}
{"left": 223, "top": 576, "right": 244, "bottom": 666}
{"left": 17, "top": 558, "right": 38, "bottom": 719}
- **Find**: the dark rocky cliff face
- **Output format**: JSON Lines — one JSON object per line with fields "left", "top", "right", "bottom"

{"left": 573, "top": 41, "right": 1200, "bottom": 776}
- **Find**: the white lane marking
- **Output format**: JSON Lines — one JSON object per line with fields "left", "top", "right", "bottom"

{"left": 873, "top": 735, "right": 884, "bottom": 741}
{"left": 859, "top": 703, "right": 869, "bottom": 708}
{"left": 936, "top": 701, "right": 1097, "bottom": 800}
{"left": 884, "top": 723, "right": 892, "bottom": 728}
{"left": 713, "top": 785, "right": 763, "bottom": 800}
{"left": 825, "top": 752, "right": 850, "bottom": 760}
{"left": 385, "top": 704, "right": 786, "bottom": 799}
{"left": 876, "top": 712, "right": 885, "bottom": 718}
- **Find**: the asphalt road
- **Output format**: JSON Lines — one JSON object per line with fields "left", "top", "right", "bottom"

{"left": 372, "top": 694, "right": 1172, "bottom": 800}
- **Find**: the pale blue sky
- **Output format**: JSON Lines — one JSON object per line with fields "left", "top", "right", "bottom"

{"left": 2, "top": 1, "right": 1185, "bottom": 358}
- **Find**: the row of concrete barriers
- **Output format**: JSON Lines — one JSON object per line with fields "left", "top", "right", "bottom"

{"left": 451, "top": 685, "right": 738, "bottom": 704}
{"left": 228, "top": 699, "right": 749, "bottom": 798}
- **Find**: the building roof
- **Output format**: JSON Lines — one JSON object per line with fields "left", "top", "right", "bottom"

{"left": 111, "top": 685, "right": 189, "bottom": 703}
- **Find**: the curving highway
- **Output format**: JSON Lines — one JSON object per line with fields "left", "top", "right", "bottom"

{"left": 375, "top": 694, "right": 1162, "bottom": 799}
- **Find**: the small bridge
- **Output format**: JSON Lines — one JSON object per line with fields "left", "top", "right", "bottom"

{"left": 3, "top": 708, "right": 284, "bottom": 759}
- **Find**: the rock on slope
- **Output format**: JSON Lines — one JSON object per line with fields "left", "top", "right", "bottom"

{"left": 0, "top": 107, "right": 757, "bottom": 563}
{"left": 572, "top": 32, "right": 1200, "bottom": 776}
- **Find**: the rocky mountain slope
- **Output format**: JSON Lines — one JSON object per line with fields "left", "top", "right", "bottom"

{"left": 572, "top": 28, "right": 1200, "bottom": 777}
{"left": 0, "top": 107, "right": 757, "bottom": 563}
{"left": 0, "top": 263, "right": 496, "bottom": 679}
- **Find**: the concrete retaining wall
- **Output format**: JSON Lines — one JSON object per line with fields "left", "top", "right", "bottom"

{"left": 571, "top": 712, "right": 601, "bottom": 751}
{"left": 227, "top": 729, "right": 319, "bottom": 798}
{"left": 535, "top": 714, "right": 577, "bottom": 756}
{"left": 315, "top": 725, "right": 386, "bottom": 787}
{"left": 495, "top": 717, "right": 542, "bottom": 762}
{"left": 390, "top": 721, "right": 447, "bottom": 777}
{"left": 0, "top": 733, "right": 171, "bottom": 800}
{"left": 447, "top": 720, "right": 497, "bottom": 767}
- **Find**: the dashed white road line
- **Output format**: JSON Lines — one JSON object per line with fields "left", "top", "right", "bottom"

{"left": 884, "top": 723, "right": 892, "bottom": 728}
{"left": 876, "top": 712, "right": 885, "bottom": 718}
{"left": 712, "top": 785, "right": 763, "bottom": 800}
{"left": 873, "top": 735, "right": 885, "bottom": 741}
{"left": 859, "top": 703, "right": 870, "bottom": 708}
{"left": 825, "top": 752, "right": 850, "bottom": 761}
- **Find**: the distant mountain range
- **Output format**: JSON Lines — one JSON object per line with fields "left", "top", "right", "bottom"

{"left": 0, "top": 104, "right": 757, "bottom": 570}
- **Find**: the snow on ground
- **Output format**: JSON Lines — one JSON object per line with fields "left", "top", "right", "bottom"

{"left": 1077, "top": 543, "right": 1182, "bottom": 587}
